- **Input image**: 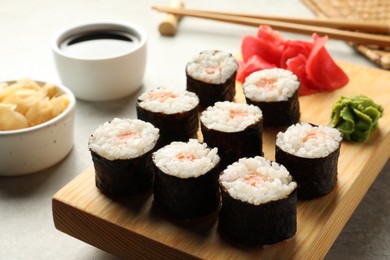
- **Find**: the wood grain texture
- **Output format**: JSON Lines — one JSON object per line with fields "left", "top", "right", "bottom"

{"left": 52, "top": 61, "right": 390, "bottom": 259}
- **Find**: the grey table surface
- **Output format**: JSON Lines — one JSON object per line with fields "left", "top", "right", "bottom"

{"left": 0, "top": 0, "right": 388, "bottom": 259}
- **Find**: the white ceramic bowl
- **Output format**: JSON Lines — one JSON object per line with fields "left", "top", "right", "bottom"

{"left": 0, "top": 81, "right": 76, "bottom": 176}
{"left": 51, "top": 21, "right": 148, "bottom": 101}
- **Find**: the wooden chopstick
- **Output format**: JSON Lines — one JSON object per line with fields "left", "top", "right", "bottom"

{"left": 158, "top": 0, "right": 185, "bottom": 36}
{"left": 165, "top": 7, "right": 389, "bottom": 34}
{"left": 152, "top": 6, "right": 390, "bottom": 47}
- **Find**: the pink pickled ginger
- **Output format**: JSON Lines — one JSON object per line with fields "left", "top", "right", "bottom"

{"left": 238, "top": 25, "right": 349, "bottom": 95}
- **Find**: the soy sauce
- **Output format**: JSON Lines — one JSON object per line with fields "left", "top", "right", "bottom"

{"left": 60, "top": 30, "right": 140, "bottom": 59}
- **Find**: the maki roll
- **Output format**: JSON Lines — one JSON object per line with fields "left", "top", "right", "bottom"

{"left": 218, "top": 156, "right": 297, "bottom": 247}
{"left": 200, "top": 101, "right": 263, "bottom": 169}
{"left": 275, "top": 122, "right": 342, "bottom": 199}
{"left": 88, "top": 118, "right": 159, "bottom": 197}
{"left": 243, "top": 68, "right": 300, "bottom": 128}
{"left": 136, "top": 88, "right": 199, "bottom": 147}
{"left": 186, "top": 50, "right": 238, "bottom": 110}
{"left": 152, "top": 139, "right": 221, "bottom": 220}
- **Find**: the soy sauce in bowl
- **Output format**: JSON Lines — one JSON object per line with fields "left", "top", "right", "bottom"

{"left": 59, "top": 30, "right": 140, "bottom": 59}
{"left": 52, "top": 21, "right": 148, "bottom": 101}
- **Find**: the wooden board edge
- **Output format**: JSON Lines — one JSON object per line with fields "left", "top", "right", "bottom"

{"left": 52, "top": 197, "right": 199, "bottom": 259}
{"left": 306, "top": 134, "right": 390, "bottom": 259}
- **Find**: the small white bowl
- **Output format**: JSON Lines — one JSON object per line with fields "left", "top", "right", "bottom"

{"left": 0, "top": 81, "right": 76, "bottom": 176}
{"left": 51, "top": 21, "right": 148, "bottom": 101}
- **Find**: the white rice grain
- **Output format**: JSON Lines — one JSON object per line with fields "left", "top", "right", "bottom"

{"left": 88, "top": 118, "right": 159, "bottom": 160}
{"left": 243, "top": 68, "right": 299, "bottom": 102}
{"left": 219, "top": 156, "right": 297, "bottom": 205}
{"left": 186, "top": 50, "right": 238, "bottom": 84}
{"left": 152, "top": 139, "right": 220, "bottom": 178}
{"left": 138, "top": 88, "right": 199, "bottom": 114}
{"left": 276, "top": 122, "right": 342, "bottom": 158}
{"left": 200, "top": 101, "right": 262, "bottom": 132}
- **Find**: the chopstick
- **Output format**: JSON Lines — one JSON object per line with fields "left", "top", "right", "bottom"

{"left": 152, "top": 6, "right": 390, "bottom": 47}
{"left": 155, "top": 6, "right": 389, "bottom": 34}
{"left": 158, "top": 0, "right": 185, "bottom": 36}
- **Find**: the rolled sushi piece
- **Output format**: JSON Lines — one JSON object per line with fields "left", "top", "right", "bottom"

{"left": 243, "top": 68, "right": 300, "bottom": 128}
{"left": 88, "top": 118, "right": 159, "bottom": 197}
{"left": 218, "top": 156, "right": 297, "bottom": 247}
{"left": 186, "top": 50, "right": 238, "bottom": 110}
{"left": 152, "top": 139, "right": 221, "bottom": 220}
{"left": 200, "top": 101, "right": 263, "bottom": 169}
{"left": 136, "top": 88, "right": 199, "bottom": 147}
{"left": 275, "top": 122, "right": 342, "bottom": 199}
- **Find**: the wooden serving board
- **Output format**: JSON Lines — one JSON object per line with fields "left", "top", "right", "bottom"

{"left": 53, "top": 61, "right": 390, "bottom": 259}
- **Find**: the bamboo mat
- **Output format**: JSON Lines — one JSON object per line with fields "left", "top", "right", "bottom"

{"left": 303, "top": 0, "right": 390, "bottom": 69}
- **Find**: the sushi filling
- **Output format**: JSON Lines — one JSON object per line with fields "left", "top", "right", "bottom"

{"left": 137, "top": 88, "right": 199, "bottom": 114}
{"left": 200, "top": 101, "right": 263, "bottom": 132}
{"left": 186, "top": 50, "right": 238, "bottom": 84}
{"left": 243, "top": 68, "right": 300, "bottom": 102}
{"left": 152, "top": 139, "right": 220, "bottom": 178}
{"left": 88, "top": 118, "right": 159, "bottom": 160}
{"left": 220, "top": 157, "right": 297, "bottom": 205}
{"left": 276, "top": 122, "right": 342, "bottom": 158}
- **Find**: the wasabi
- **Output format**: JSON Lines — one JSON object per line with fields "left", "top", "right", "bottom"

{"left": 331, "top": 95, "right": 383, "bottom": 142}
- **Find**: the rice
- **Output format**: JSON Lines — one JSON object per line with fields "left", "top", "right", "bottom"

{"left": 219, "top": 156, "right": 297, "bottom": 205}
{"left": 88, "top": 118, "right": 159, "bottom": 160}
{"left": 152, "top": 139, "right": 220, "bottom": 178}
{"left": 243, "top": 68, "right": 300, "bottom": 102}
{"left": 276, "top": 122, "right": 342, "bottom": 158}
{"left": 186, "top": 50, "right": 238, "bottom": 84}
{"left": 137, "top": 88, "right": 199, "bottom": 114}
{"left": 200, "top": 101, "right": 263, "bottom": 132}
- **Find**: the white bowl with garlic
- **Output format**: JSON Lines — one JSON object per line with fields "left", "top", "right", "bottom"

{"left": 0, "top": 78, "right": 76, "bottom": 176}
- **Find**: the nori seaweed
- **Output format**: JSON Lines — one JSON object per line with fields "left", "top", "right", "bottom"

{"left": 218, "top": 187, "right": 297, "bottom": 247}
{"left": 201, "top": 120, "right": 263, "bottom": 170}
{"left": 91, "top": 149, "right": 155, "bottom": 197}
{"left": 246, "top": 90, "right": 300, "bottom": 128}
{"left": 186, "top": 70, "right": 237, "bottom": 110}
{"left": 136, "top": 102, "right": 199, "bottom": 148}
{"left": 153, "top": 161, "right": 221, "bottom": 220}
{"left": 275, "top": 143, "right": 341, "bottom": 200}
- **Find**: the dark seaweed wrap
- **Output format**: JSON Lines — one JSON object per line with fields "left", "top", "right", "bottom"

{"left": 186, "top": 70, "right": 236, "bottom": 110}
{"left": 153, "top": 162, "right": 221, "bottom": 220}
{"left": 246, "top": 90, "right": 300, "bottom": 128}
{"left": 218, "top": 187, "right": 297, "bottom": 247}
{"left": 136, "top": 102, "right": 199, "bottom": 148}
{"left": 201, "top": 120, "right": 263, "bottom": 170}
{"left": 91, "top": 149, "right": 155, "bottom": 197}
{"left": 275, "top": 144, "right": 341, "bottom": 200}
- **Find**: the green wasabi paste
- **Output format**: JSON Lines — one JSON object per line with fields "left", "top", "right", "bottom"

{"left": 331, "top": 95, "right": 383, "bottom": 142}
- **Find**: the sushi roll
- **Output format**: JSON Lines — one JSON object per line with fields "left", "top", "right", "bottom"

{"left": 243, "top": 68, "right": 300, "bottom": 128}
{"left": 275, "top": 122, "right": 342, "bottom": 199}
{"left": 152, "top": 139, "right": 221, "bottom": 220}
{"left": 88, "top": 118, "right": 159, "bottom": 197}
{"left": 136, "top": 88, "right": 199, "bottom": 147}
{"left": 186, "top": 50, "right": 238, "bottom": 110}
{"left": 218, "top": 156, "right": 297, "bottom": 247}
{"left": 200, "top": 101, "right": 263, "bottom": 169}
